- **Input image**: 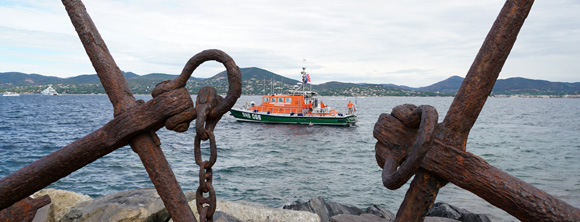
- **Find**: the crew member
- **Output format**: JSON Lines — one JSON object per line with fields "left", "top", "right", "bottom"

{"left": 347, "top": 100, "right": 354, "bottom": 114}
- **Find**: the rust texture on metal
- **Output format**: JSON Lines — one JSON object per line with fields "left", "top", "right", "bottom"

{"left": 0, "top": 0, "right": 241, "bottom": 222}
{"left": 0, "top": 195, "right": 51, "bottom": 222}
{"left": 151, "top": 49, "right": 242, "bottom": 222}
{"left": 381, "top": 105, "right": 438, "bottom": 190}
{"left": 0, "top": 88, "right": 192, "bottom": 210}
{"left": 374, "top": 0, "right": 580, "bottom": 221}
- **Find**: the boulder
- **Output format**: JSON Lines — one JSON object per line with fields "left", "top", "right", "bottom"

{"left": 31, "top": 189, "right": 92, "bottom": 222}
{"left": 427, "top": 202, "right": 491, "bottom": 222}
{"left": 169, "top": 196, "right": 319, "bottom": 222}
{"left": 365, "top": 205, "right": 395, "bottom": 220}
{"left": 330, "top": 214, "right": 461, "bottom": 222}
{"left": 60, "top": 188, "right": 169, "bottom": 222}
{"left": 283, "top": 197, "right": 394, "bottom": 222}
{"left": 215, "top": 199, "right": 319, "bottom": 222}
{"left": 331, "top": 213, "right": 390, "bottom": 222}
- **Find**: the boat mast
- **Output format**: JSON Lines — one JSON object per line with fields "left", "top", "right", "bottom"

{"left": 301, "top": 67, "right": 307, "bottom": 93}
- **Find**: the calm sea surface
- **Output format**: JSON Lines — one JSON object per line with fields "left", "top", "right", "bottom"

{"left": 1, "top": 95, "right": 579, "bottom": 221}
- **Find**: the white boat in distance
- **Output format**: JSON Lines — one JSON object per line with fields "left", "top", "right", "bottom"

{"left": 2, "top": 92, "right": 20, "bottom": 96}
{"left": 41, "top": 85, "right": 58, "bottom": 96}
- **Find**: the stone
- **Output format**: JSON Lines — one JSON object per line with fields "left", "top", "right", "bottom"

{"left": 212, "top": 211, "right": 241, "bottom": 222}
{"left": 365, "top": 205, "right": 395, "bottom": 220}
{"left": 31, "top": 188, "right": 92, "bottom": 222}
{"left": 213, "top": 199, "right": 319, "bottom": 222}
{"left": 331, "top": 213, "right": 391, "bottom": 222}
{"left": 32, "top": 204, "right": 52, "bottom": 222}
{"left": 168, "top": 195, "right": 319, "bottom": 222}
{"left": 283, "top": 197, "right": 393, "bottom": 222}
{"left": 427, "top": 202, "right": 491, "bottom": 222}
{"left": 60, "top": 188, "right": 169, "bottom": 222}
{"left": 428, "top": 202, "right": 462, "bottom": 220}
{"left": 424, "top": 217, "right": 462, "bottom": 222}
{"left": 284, "top": 197, "right": 490, "bottom": 222}
{"left": 330, "top": 214, "right": 462, "bottom": 222}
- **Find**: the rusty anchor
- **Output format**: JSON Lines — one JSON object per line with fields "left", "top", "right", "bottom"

{"left": 374, "top": 0, "right": 580, "bottom": 221}
{"left": 0, "top": 0, "right": 241, "bottom": 222}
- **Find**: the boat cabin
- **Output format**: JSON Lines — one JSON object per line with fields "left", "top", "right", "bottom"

{"left": 248, "top": 91, "right": 320, "bottom": 115}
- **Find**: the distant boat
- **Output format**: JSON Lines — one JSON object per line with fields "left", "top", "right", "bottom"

{"left": 41, "top": 85, "right": 58, "bottom": 96}
{"left": 2, "top": 92, "right": 20, "bottom": 97}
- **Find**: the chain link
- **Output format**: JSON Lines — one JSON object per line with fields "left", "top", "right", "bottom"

{"left": 194, "top": 130, "right": 217, "bottom": 222}
{"left": 150, "top": 49, "right": 241, "bottom": 222}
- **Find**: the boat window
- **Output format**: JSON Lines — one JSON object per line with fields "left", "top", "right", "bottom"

{"left": 278, "top": 98, "right": 284, "bottom": 103}
{"left": 263, "top": 98, "right": 269, "bottom": 103}
{"left": 285, "top": 98, "right": 291, "bottom": 103}
{"left": 271, "top": 98, "right": 276, "bottom": 103}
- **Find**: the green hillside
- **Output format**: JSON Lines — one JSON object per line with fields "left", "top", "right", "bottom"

{"left": 1, "top": 68, "right": 578, "bottom": 97}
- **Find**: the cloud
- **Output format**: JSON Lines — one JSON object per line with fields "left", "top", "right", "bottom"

{"left": 1, "top": 0, "right": 579, "bottom": 87}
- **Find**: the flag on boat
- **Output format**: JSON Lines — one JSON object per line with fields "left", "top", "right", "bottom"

{"left": 305, "top": 73, "right": 311, "bottom": 83}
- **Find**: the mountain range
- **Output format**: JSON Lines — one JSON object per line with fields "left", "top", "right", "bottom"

{"left": 1, "top": 67, "right": 579, "bottom": 96}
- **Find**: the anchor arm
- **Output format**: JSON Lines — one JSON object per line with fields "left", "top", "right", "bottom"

{"left": 375, "top": 113, "right": 580, "bottom": 221}
{"left": 62, "top": 0, "right": 196, "bottom": 220}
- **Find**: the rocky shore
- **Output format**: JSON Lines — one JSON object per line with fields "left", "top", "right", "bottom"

{"left": 18, "top": 188, "right": 491, "bottom": 222}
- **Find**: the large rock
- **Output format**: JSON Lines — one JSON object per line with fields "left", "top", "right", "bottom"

{"left": 215, "top": 199, "right": 319, "bottom": 222}
{"left": 427, "top": 202, "right": 491, "bottom": 222}
{"left": 169, "top": 196, "right": 319, "bottom": 222}
{"left": 284, "top": 197, "right": 489, "bottom": 222}
{"left": 330, "top": 214, "right": 461, "bottom": 222}
{"left": 330, "top": 214, "right": 390, "bottom": 222}
{"left": 60, "top": 188, "right": 169, "bottom": 222}
{"left": 283, "top": 197, "right": 394, "bottom": 222}
{"left": 364, "top": 205, "right": 395, "bottom": 220}
{"left": 31, "top": 189, "right": 92, "bottom": 222}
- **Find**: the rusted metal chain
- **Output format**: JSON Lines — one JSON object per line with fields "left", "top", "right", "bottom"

{"left": 153, "top": 49, "right": 242, "bottom": 222}
{"left": 193, "top": 87, "right": 220, "bottom": 222}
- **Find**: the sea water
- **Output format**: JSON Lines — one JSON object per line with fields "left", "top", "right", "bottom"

{"left": 1, "top": 95, "right": 579, "bottom": 221}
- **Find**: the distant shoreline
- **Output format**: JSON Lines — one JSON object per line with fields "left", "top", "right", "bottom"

{"left": 3, "top": 92, "right": 580, "bottom": 98}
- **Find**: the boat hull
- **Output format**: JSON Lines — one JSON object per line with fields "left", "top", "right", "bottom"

{"left": 230, "top": 108, "right": 357, "bottom": 126}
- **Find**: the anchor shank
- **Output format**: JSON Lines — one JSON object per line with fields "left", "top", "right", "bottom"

{"left": 130, "top": 133, "right": 197, "bottom": 222}
{"left": 62, "top": 0, "right": 136, "bottom": 115}
{"left": 440, "top": 0, "right": 534, "bottom": 147}
{"left": 392, "top": 1, "right": 535, "bottom": 221}
{"left": 62, "top": 1, "right": 197, "bottom": 221}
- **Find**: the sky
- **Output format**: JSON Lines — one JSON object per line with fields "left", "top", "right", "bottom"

{"left": 0, "top": 0, "right": 579, "bottom": 87}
